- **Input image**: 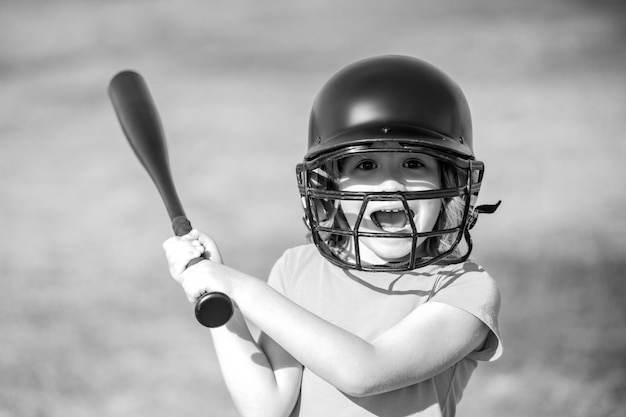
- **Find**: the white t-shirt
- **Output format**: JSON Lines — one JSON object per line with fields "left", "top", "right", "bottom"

{"left": 267, "top": 244, "right": 502, "bottom": 417}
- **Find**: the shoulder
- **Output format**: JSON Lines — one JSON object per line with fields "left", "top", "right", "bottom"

{"left": 282, "top": 243, "right": 321, "bottom": 259}
{"left": 276, "top": 244, "right": 323, "bottom": 270}
{"left": 428, "top": 260, "right": 501, "bottom": 318}
{"left": 428, "top": 260, "right": 503, "bottom": 361}
{"left": 431, "top": 260, "right": 500, "bottom": 299}
{"left": 268, "top": 244, "right": 328, "bottom": 292}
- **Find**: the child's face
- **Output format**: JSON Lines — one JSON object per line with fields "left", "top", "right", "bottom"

{"left": 337, "top": 151, "right": 442, "bottom": 264}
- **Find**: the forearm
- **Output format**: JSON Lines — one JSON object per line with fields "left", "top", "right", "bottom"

{"left": 232, "top": 277, "right": 379, "bottom": 396}
{"left": 210, "top": 307, "right": 301, "bottom": 417}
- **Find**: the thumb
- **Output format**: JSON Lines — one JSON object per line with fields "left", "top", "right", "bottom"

{"left": 180, "top": 229, "right": 200, "bottom": 241}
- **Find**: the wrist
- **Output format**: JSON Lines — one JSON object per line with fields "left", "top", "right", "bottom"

{"left": 228, "top": 272, "right": 266, "bottom": 314}
{"left": 219, "top": 264, "right": 255, "bottom": 302}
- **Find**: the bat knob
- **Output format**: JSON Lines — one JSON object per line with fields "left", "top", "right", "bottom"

{"left": 195, "top": 292, "right": 234, "bottom": 328}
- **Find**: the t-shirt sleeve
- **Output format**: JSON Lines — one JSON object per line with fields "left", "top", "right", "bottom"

{"left": 267, "top": 250, "right": 289, "bottom": 296}
{"left": 428, "top": 264, "right": 503, "bottom": 362}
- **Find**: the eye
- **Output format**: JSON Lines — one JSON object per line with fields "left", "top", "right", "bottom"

{"left": 403, "top": 158, "right": 425, "bottom": 169}
{"left": 356, "top": 159, "right": 377, "bottom": 171}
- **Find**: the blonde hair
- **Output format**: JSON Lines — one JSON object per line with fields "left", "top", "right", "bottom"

{"left": 424, "top": 161, "right": 481, "bottom": 261}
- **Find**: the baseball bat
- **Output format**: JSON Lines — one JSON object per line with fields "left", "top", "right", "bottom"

{"left": 108, "top": 70, "right": 233, "bottom": 328}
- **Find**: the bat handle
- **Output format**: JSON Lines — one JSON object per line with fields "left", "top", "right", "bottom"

{"left": 172, "top": 216, "right": 234, "bottom": 328}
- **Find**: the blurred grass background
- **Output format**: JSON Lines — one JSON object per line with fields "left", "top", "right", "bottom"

{"left": 1, "top": 0, "right": 625, "bottom": 416}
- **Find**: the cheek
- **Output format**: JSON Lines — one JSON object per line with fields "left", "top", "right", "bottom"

{"left": 337, "top": 184, "right": 378, "bottom": 226}
{"left": 340, "top": 200, "right": 363, "bottom": 226}
{"left": 338, "top": 180, "right": 378, "bottom": 193}
{"left": 412, "top": 198, "right": 442, "bottom": 231}
{"left": 405, "top": 178, "right": 441, "bottom": 191}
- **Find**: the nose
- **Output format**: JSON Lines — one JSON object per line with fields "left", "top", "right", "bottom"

{"left": 376, "top": 161, "right": 408, "bottom": 191}
{"left": 378, "top": 178, "right": 407, "bottom": 192}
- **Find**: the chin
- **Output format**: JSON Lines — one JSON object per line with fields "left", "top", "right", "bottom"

{"left": 360, "top": 237, "right": 423, "bottom": 265}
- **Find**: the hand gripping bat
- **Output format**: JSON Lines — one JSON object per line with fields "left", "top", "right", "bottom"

{"left": 108, "top": 70, "right": 234, "bottom": 328}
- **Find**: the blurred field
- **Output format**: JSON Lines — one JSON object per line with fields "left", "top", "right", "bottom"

{"left": 1, "top": 0, "right": 625, "bottom": 416}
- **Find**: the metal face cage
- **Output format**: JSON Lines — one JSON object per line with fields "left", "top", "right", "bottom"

{"left": 296, "top": 144, "right": 485, "bottom": 272}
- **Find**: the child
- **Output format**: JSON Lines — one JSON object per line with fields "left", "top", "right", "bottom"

{"left": 163, "top": 55, "right": 502, "bottom": 417}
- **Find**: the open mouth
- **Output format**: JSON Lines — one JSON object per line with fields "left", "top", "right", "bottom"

{"left": 371, "top": 209, "right": 414, "bottom": 232}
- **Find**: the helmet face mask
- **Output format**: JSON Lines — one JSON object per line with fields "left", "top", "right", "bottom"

{"left": 297, "top": 143, "right": 484, "bottom": 272}
{"left": 297, "top": 55, "right": 494, "bottom": 272}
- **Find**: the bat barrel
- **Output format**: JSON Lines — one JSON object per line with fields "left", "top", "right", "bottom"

{"left": 109, "top": 70, "right": 186, "bottom": 220}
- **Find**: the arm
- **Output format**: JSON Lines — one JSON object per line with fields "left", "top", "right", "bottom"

{"left": 167, "top": 230, "right": 489, "bottom": 397}
{"left": 163, "top": 231, "right": 301, "bottom": 417}
{"left": 210, "top": 310, "right": 302, "bottom": 417}
{"left": 217, "top": 271, "right": 488, "bottom": 397}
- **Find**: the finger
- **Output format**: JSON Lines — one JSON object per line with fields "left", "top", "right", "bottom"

{"left": 196, "top": 232, "right": 224, "bottom": 264}
{"left": 162, "top": 235, "right": 181, "bottom": 251}
{"left": 167, "top": 247, "right": 204, "bottom": 279}
{"left": 164, "top": 242, "right": 199, "bottom": 265}
{"left": 166, "top": 233, "right": 207, "bottom": 262}
{"left": 190, "top": 240, "right": 204, "bottom": 252}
